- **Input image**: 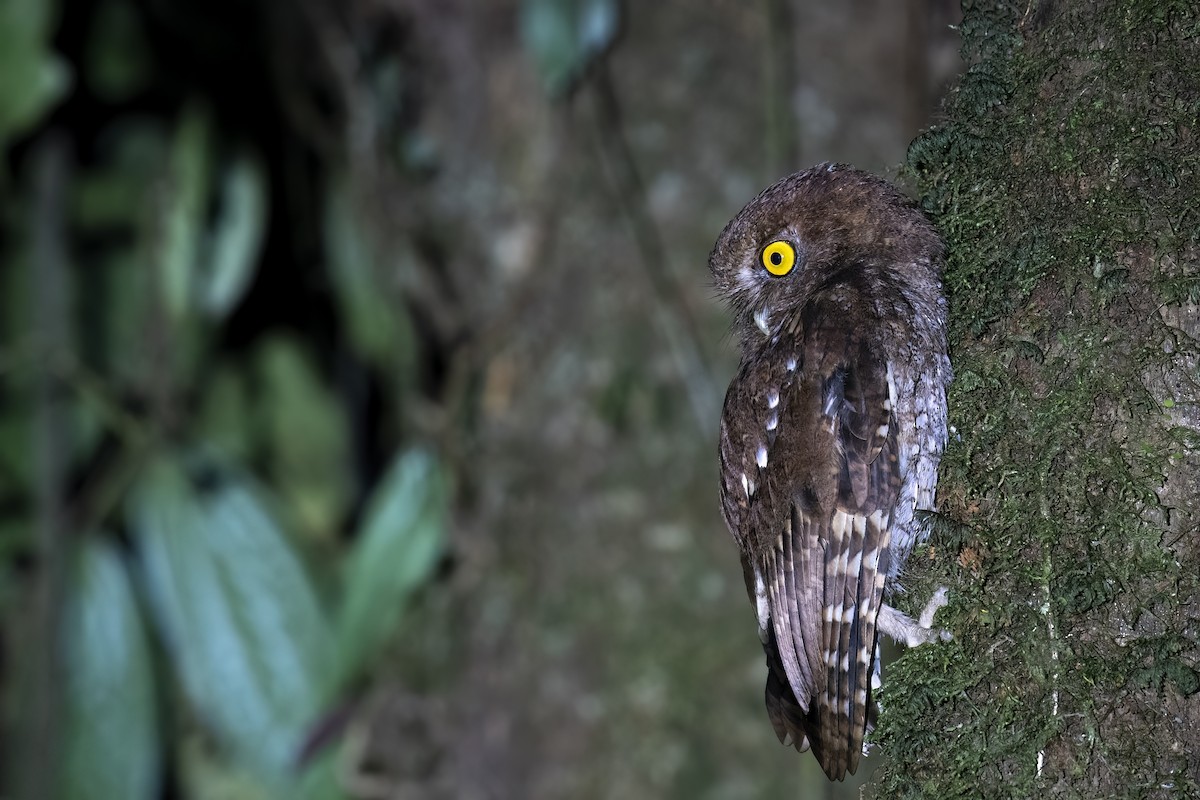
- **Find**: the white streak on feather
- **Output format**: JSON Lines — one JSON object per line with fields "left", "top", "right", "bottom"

{"left": 822, "top": 391, "right": 838, "bottom": 417}
{"left": 862, "top": 547, "right": 881, "bottom": 574}
{"left": 754, "top": 567, "right": 770, "bottom": 642}
{"left": 754, "top": 307, "right": 770, "bottom": 335}
{"left": 884, "top": 361, "right": 897, "bottom": 411}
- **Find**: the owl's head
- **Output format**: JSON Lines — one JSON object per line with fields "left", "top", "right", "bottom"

{"left": 709, "top": 163, "right": 944, "bottom": 346}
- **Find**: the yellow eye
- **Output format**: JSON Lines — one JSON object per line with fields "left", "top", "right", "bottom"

{"left": 761, "top": 240, "right": 796, "bottom": 276}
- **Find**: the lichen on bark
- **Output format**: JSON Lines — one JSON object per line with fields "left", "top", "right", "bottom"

{"left": 872, "top": 1, "right": 1200, "bottom": 798}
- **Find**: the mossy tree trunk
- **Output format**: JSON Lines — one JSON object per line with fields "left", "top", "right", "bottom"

{"left": 874, "top": 2, "right": 1200, "bottom": 798}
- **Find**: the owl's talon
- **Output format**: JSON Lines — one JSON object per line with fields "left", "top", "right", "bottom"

{"left": 919, "top": 586, "right": 950, "bottom": 631}
{"left": 878, "top": 587, "right": 952, "bottom": 648}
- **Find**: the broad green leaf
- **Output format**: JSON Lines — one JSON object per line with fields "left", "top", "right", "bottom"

{"left": 201, "top": 151, "right": 266, "bottom": 318}
{"left": 73, "top": 119, "right": 167, "bottom": 231}
{"left": 0, "top": 233, "right": 31, "bottom": 354}
{"left": 0, "top": 0, "right": 71, "bottom": 150}
{"left": 161, "top": 102, "right": 212, "bottom": 321}
{"left": 177, "top": 734, "right": 278, "bottom": 800}
{"left": 254, "top": 336, "right": 351, "bottom": 541}
{"left": 323, "top": 178, "right": 417, "bottom": 376}
{"left": 179, "top": 734, "right": 345, "bottom": 800}
{"left": 84, "top": 0, "right": 151, "bottom": 103}
{"left": 62, "top": 538, "right": 160, "bottom": 800}
{"left": 195, "top": 364, "right": 253, "bottom": 461}
{"left": 0, "top": 523, "right": 19, "bottom": 615}
{"left": 519, "top": 0, "right": 619, "bottom": 97}
{"left": 334, "top": 448, "right": 449, "bottom": 686}
{"left": 0, "top": 376, "right": 33, "bottom": 494}
{"left": 296, "top": 750, "right": 346, "bottom": 800}
{"left": 73, "top": 167, "right": 147, "bottom": 232}
{"left": 131, "top": 456, "right": 334, "bottom": 783}
{"left": 91, "top": 249, "right": 154, "bottom": 386}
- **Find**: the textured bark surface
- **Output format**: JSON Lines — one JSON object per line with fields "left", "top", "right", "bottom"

{"left": 874, "top": 2, "right": 1200, "bottom": 797}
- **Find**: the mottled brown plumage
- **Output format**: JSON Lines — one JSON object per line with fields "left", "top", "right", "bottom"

{"left": 711, "top": 164, "right": 951, "bottom": 780}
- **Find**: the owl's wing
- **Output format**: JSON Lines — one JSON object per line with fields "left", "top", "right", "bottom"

{"left": 766, "top": 289, "right": 901, "bottom": 780}
{"left": 719, "top": 355, "right": 826, "bottom": 732}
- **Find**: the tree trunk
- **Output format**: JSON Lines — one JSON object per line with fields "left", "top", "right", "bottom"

{"left": 873, "top": 2, "right": 1200, "bottom": 797}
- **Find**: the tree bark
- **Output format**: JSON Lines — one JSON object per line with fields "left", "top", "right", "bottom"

{"left": 873, "top": 2, "right": 1200, "bottom": 797}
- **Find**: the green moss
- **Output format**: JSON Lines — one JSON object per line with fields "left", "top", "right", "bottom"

{"left": 877, "top": 1, "right": 1200, "bottom": 797}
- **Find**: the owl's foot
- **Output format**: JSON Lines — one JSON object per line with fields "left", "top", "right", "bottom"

{"left": 878, "top": 587, "right": 952, "bottom": 648}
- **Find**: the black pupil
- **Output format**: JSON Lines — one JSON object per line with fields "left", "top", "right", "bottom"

{"left": 770, "top": 251, "right": 783, "bottom": 266}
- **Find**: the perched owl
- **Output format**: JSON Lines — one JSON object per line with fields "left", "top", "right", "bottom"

{"left": 711, "top": 164, "right": 952, "bottom": 780}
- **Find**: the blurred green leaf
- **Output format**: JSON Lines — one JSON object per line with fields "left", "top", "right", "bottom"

{"left": 90, "top": 249, "right": 154, "bottom": 385}
{"left": 0, "top": 0, "right": 71, "bottom": 151}
{"left": 254, "top": 336, "right": 351, "bottom": 541}
{"left": 0, "top": 204, "right": 36, "bottom": 498}
{"left": 0, "top": 371, "right": 33, "bottom": 496}
{"left": 73, "top": 120, "right": 176, "bottom": 385}
{"left": 519, "top": 0, "right": 619, "bottom": 97}
{"left": 196, "top": 363, "right": 253, "bottom": 461}
{"left": 131, "top": 455, "right": 334, "bottom": 782}
{"left": 0, "top": 522, "right": 20, "bottom": 617}
{"left": 177, "top": 735, "right": 282, "bottom": 800}
{"left": 295, "top": 751, "right": 345, "bottom": 800}
{"left": 201, "top": 151, "right": 266, "bottom": 318}
{"left": 84, "top": 0, "right": 151, "bottom": 103}
{"left": 161, "top": 102, "right": 213, "bottom": 321}
{"left": 74, "top": 120, "right": 167, "bottom": 231}
{"left": 0, "top": 227, "right": 31, "bottom": 352}
{"left": 334, "top": 448, "right": 449, "bottom": 686}
{"left": 324, "top": 179, "right": 417, "bottom": 376}
{"left": 73, "top": 169, "right": 146, "bottom": 232}
{"left": 62, "top": 538, "right": 160, "bottom": 800}
{"left": 178, "top": 734, "right": 345, "bottom": 800}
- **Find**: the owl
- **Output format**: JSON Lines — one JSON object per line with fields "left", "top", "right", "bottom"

{"left": 711, "top": 164, "right": 952, "bottom": 780}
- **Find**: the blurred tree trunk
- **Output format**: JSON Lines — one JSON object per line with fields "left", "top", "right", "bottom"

{"left": 872, "top": 2, "right": 1200, "bottom": 798}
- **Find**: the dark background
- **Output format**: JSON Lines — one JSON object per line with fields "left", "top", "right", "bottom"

{"left": 1, "top": 1, "right": 962, "bottom": 797}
